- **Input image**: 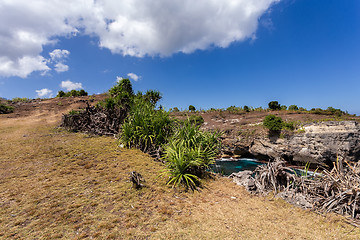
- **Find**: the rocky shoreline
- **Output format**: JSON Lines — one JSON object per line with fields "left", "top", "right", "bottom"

{"left": 221, "top": 121, "right": 360, "bottom": 167}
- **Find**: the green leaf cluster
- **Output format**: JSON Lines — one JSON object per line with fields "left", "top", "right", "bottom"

{"left": 263, "top": 114, "right": 283, "bottom": 132}
{"left": 0, "top": 103, "right": 14, "bottom": 114}
{"left": 162, "top": 122, "right": 221, "bottom": 190}
{"left": 120, "top": 98, "right": 173, "bottom": 152}
{"left": 57, "top": 89, "right": 88, "bottom": 97}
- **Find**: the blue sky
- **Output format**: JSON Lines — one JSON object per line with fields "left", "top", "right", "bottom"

{"left": 0, "top": 0, "right": 359, "bottom": 114}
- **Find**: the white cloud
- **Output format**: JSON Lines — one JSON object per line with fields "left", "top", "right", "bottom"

{"left": 36, "top": 88, "right": 53, "bottom": 98}
{"left": 54, "top": 62, "right": 69, "bottom": 73}
{"left": 0, "top": 56, "right": 50, "bottom": 78}
{"left": 127, "top": 73, "right": 140, "bottom": 81}
{"left": 0, "top": 0, "right": 280, "bottom": 77}
{"left": 49, "top": 49, "right": 70, "bottom": 61}
{"left": 60, "top": 80, "right": 83, "bottom": 91}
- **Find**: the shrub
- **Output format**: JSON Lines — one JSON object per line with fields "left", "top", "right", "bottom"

{"left": 263, "top": 114, "right": 283, "bottom": 132}
{"left": 226, "top": 105, "right": 241, "bottom": 113}
{"left": 56, "top": 89, "right": 88, "bottom": 98}
{"left": 144, "top": 90, "right": 162, "bottom": 106}
{"left": 0, "top": 103, "right": 14, "bottom": 114}
{"left": 170, "top": 107, "right": 180, "bottom": 112}
{"left": 162, "top": 122, "right": 221, "bottom": 190}
{"left": 280, "top": 105, "right": 287, "bottom": 110}
{"left": 119, "top": 98, "right": 173, "bottom": 152}
{"left": 79, "top": 89, "right": 88, "bottom": 96}
{"left": 243, "top": 105, "right": 250, "bottom": 112}
{"left": 56, "top": 90, "right": 66, "bottom": 97}
{"left": 288, "top": 105, "right": 299, "bottom": 111}
{"left": 283, "top": 121, "right": 295, "bottom": 131}
{"left": 189, "top": 105, "right": 196, "bottom": 112}
{"left": 268, "top": 101, "right": 281, "bottom": 110}
{"left": 68, "top": 109, "right": 82, "bottom": 115}
{"left": 11, "top": 97, "right": 30, "bottom": 103}
{"left": 187, "top": 115, "right": 204, "bottom": 126}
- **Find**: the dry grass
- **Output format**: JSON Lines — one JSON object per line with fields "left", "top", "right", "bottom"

{"left": 1, "top": 111, "right": 360, "bottom": 239}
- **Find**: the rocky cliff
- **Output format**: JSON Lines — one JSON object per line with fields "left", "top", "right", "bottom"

{"left": 222, "top": 121, "right": 360, "bottom": 167}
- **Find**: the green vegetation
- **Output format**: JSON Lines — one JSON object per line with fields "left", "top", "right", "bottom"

{"left": 169, "top": 107, "right": 180, "bottom": 112}
{"left": 280, "top": 105, "right": 287, "bottom": 110}
{"left": 56, "top": 89, "right": 88, "bottom": 97}
{"left": 189, "top": 105, "right": 196, "bottom": 112}
{"left": 283, "top": 121, "right": 295, "bottom": 131}
{"left": 263, "top": 114, "right": 283, "bottom": 132}
{"left": 187, "top": 115, "right": 204, "bottom": 126}
{"left": 120, "top": 98, "right": 173, "bottom": 152}
{"left": 11, "top": 97, "right": 30, "bottom": 103}
{"left": 68, "top": 109, "right": 82, "bottom": 115}
{"left": 268, "top": 101, "right": 281, "bottom": 110}
{"left": 243, "top": 105, "right": 250, "bottom": 112}
{"left": 0, "top": 103, "right": 14, "bottom": 114}
{"left": 162, "top": 121, "right": 221, "bottom": 190}
{"left": 103, "top": 79, "right": 220, "bottom": 190}
{"left": 288, "top": 105, "right": 299, "bottom": 111}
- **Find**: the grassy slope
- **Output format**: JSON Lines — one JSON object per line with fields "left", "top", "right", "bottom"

{"left": 1, "top": 108, "right": 360, "bottom": 239}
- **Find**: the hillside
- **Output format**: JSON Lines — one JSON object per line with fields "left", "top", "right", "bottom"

{"left": 1, "top": 96, "right": 360, "bottom": 239}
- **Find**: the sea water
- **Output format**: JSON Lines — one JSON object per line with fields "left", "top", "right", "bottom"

{"left": 211, "top": 158, "right": 264, "bottom": 176}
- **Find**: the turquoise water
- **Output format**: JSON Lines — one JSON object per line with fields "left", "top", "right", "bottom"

{"left": 211, "top": 158, "right": 264, "bottom": 176}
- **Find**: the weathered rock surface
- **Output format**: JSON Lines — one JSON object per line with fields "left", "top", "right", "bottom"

{"left": 223, "top": 121, "right": 360, "bottom": 166}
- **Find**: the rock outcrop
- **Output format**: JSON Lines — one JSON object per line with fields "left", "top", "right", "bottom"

{"left": 222, "top": 121, "right": 360, "bottom": 166}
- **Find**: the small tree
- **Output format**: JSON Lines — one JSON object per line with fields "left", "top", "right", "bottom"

{"left": 288, "top": 105, "right": 299, "bottom": 111}
{"left": 79, "top": 89, "right": 88, "bottom": 96}
{"left": 171, "top": 107, "right": 180, "bottom": 112}
{"left": 263, "top": 114, "right": 283, "bottom": 134}
{"left": 189, "top": 105, "right": 196, "bottom": 112}
{"left": 144, "top": 90, "right": 162, "bottom": 105}
{"left": 57, "top": 90, "right": 66, "bottom": 98}
{"left": 268, "top": 101, "right": 281, "bottom": 110}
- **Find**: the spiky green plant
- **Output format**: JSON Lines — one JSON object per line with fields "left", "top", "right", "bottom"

{"left": 119, "top": 98, "right": 173, "bottom": 152}
{"left": 162, "top": 121, "right": 221, "bottom": 190}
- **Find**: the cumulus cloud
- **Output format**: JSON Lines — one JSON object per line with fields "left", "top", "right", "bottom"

{"left": 127, "top": 73, "right": 140, "bottom": 81}
{"left": 36, "top": 88, "right": 53, "bottom": 98}
{"left": 49, "top": 49, "right": 70, "bottom": 61}
{"left": 54, "top": 62, "right": 69, "bottom": 73}
{"left": 0, "top": 0, "right": 279, "bottom": 77}
{"left": 60, "top": 80, "right": 83, "bottom": 91}
{"left": 49, "top": 49, "right": 70, "bottom": 73}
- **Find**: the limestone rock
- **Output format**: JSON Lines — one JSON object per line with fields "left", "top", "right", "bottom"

{"left": 223, "top": 121, "right": 360, "bottom": 166}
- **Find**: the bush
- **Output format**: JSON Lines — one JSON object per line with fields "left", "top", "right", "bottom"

{"left": 110, "top": 78, "right": 133, "bottom": 98}
{"left": 170, "top": 107, "right": 180, "bottom": 112}
{"left": 226, "top": 105, "right": 241, "bottom": 113}
{"left": 189, "top": 105, "right": 196, "bottom": 112}
{"left": 119, "top": 98, "right": 173, "bottom": 152}
{"left": 56, "top": 89, "right": 88, "bottom": 98}
{"left": 187, "top": 115, "right": 204, "bottom": 126}
{"left": 243, "top": 105, "right": 250, "bottom": 112}
{"left": 0, "top": 103, "right": 14, "bottom": 114}
{"left": 268, "top": 101, "right": 281, "bottom": 110}
{"left": 263, "top": 114, "right": 283, "bottom": 132}
{"left": 283, "top": 121, "right": 295, "bottom": 131}
{"left": 162, "top": 122, "right": 221, "bottom": 190}
{"left": 143, "top": 90, "right": 162, "bottom": 106}
{"left": 11, "top": 97, "right": 30, "bottom": 103}
{"left": 56, "top": 90, "right": 66, "bottom": 97}
{"left": 288, "top": 105, "right": 299, "bottom": 111}
{"left": 280, "top": 105, "right": 287, "bottom": 110}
